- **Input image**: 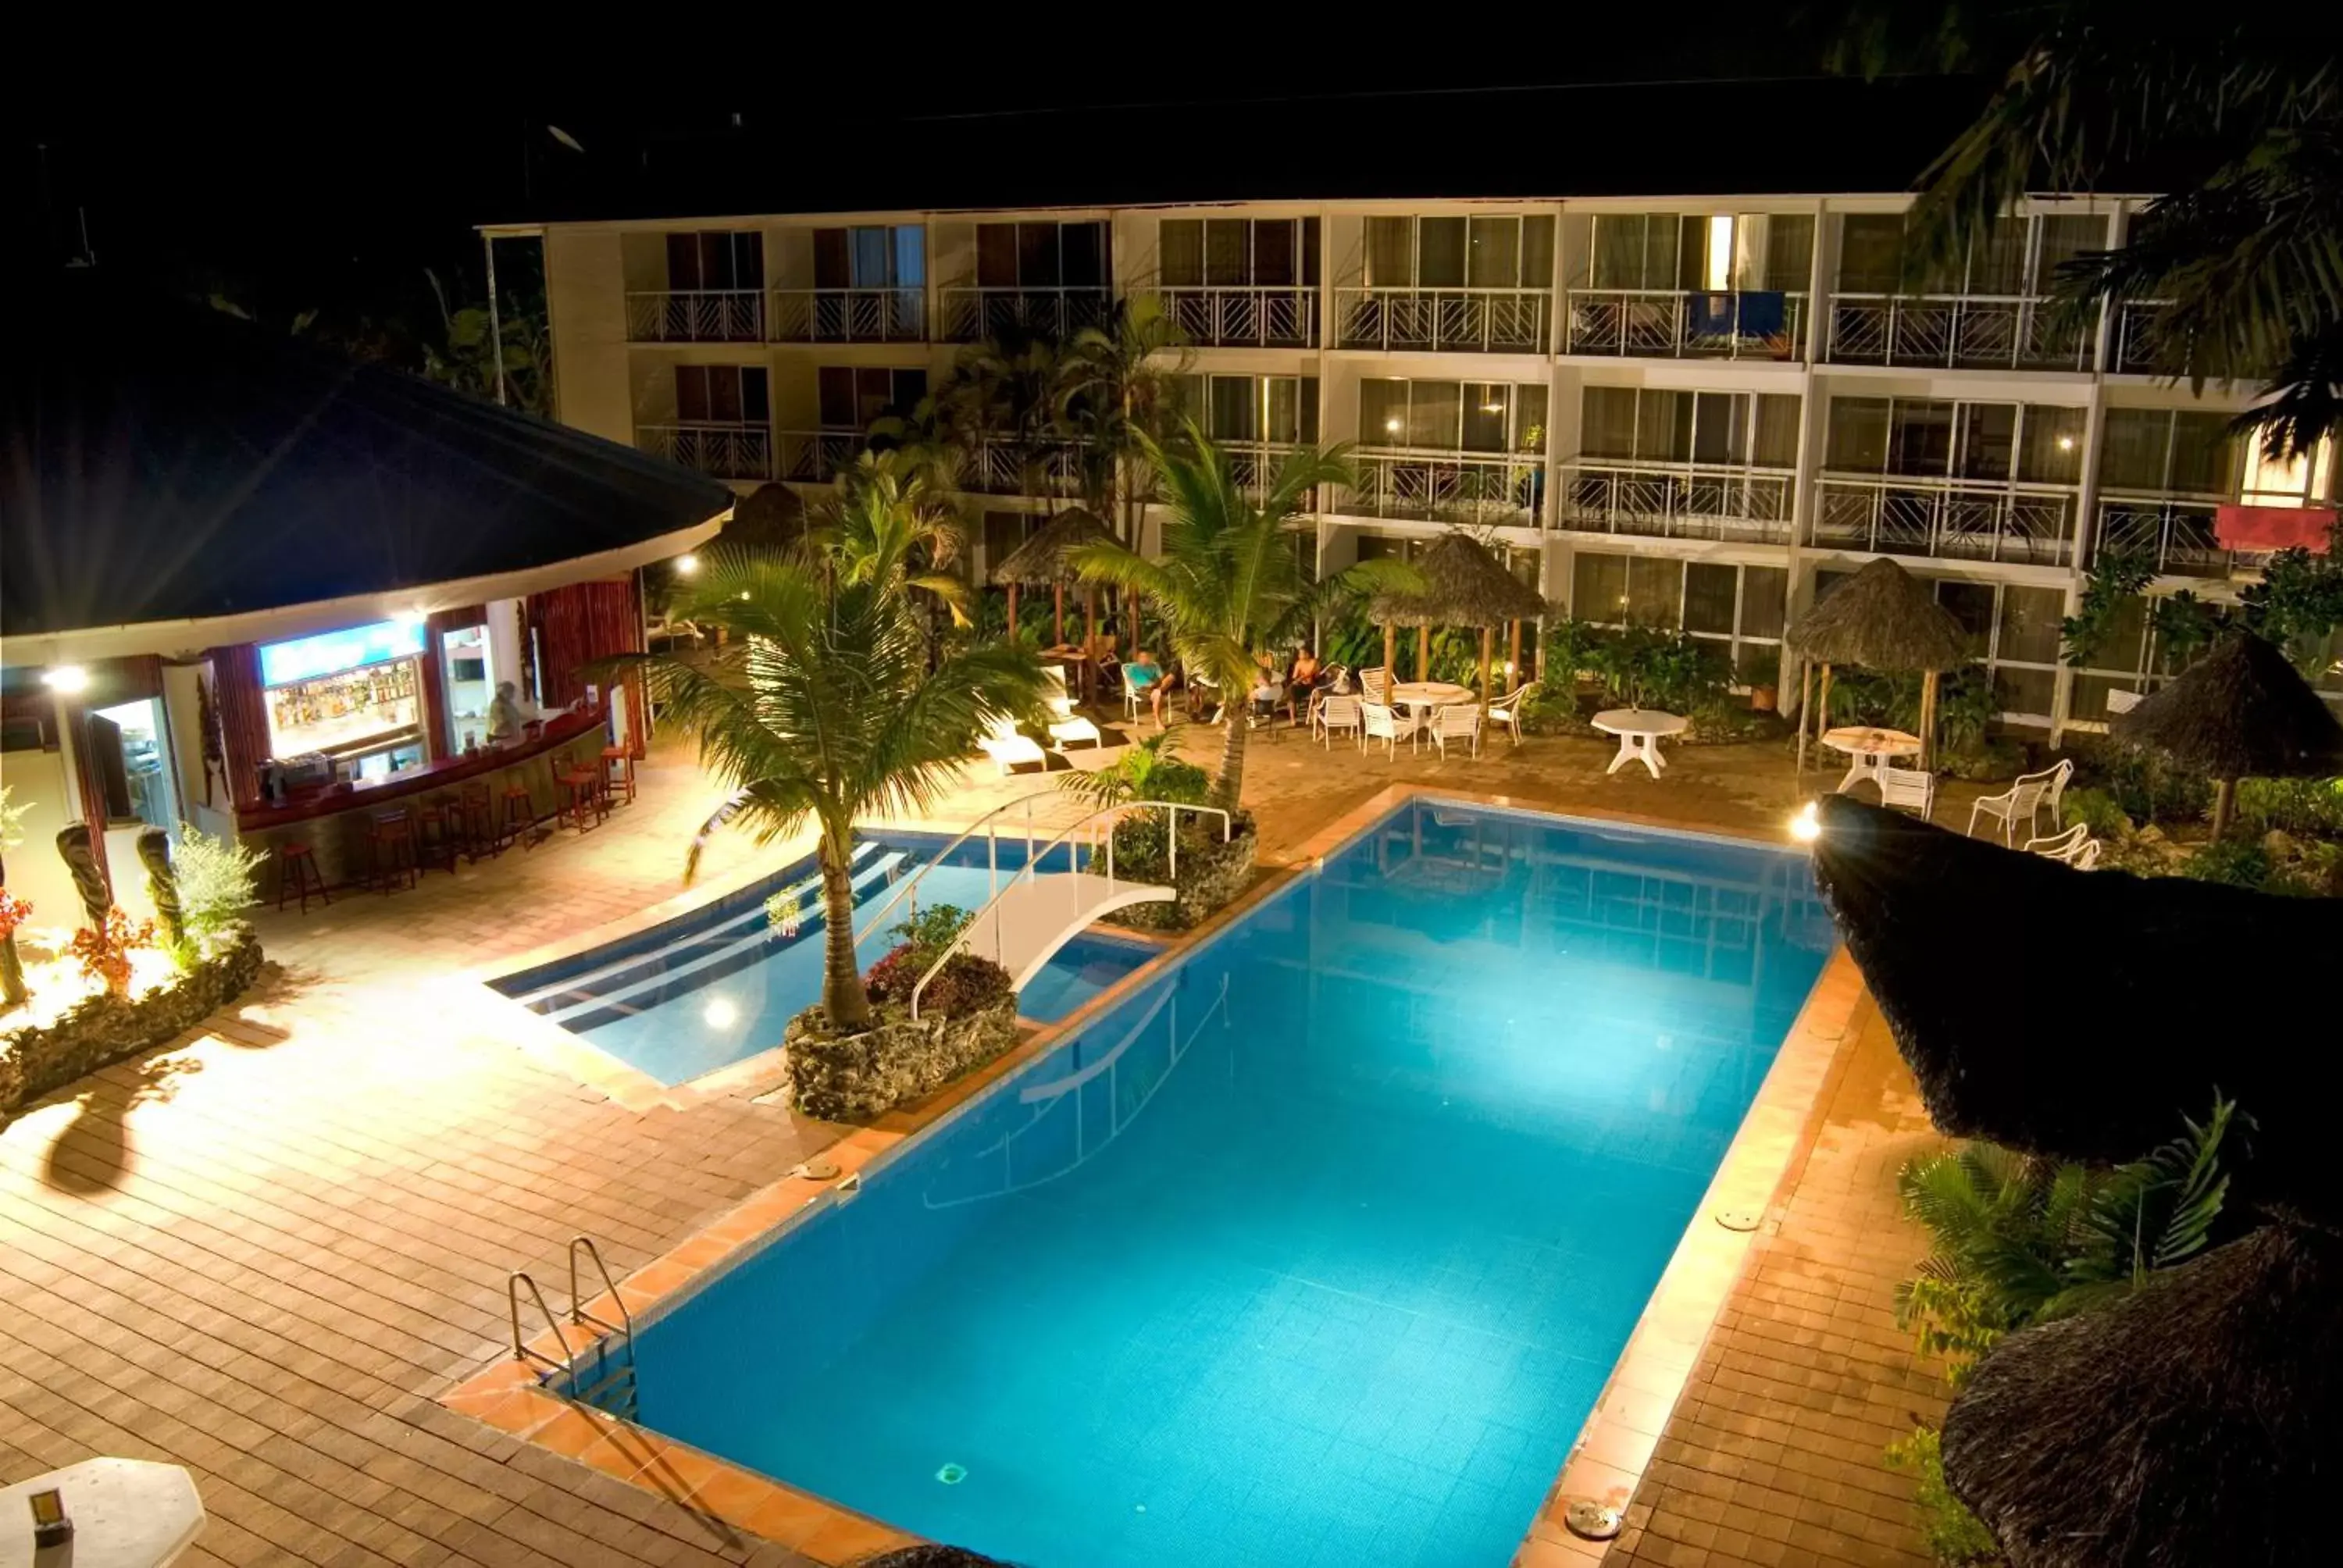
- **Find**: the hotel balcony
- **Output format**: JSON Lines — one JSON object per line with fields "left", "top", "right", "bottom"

{"left": 1825, "top": 294, "right": 2095, "bottom": 371}
{"left": 1332, "top": 288, "right": 1551, "bottom": 355}
{"left": 1136, "top": 287, "right": 1318, "bottom": 349}
{"left": 773, "top": 430, "right": 869, "bottom": 484}
{"left": 1560, "top": 290, "right": 1806, "bottom": 361}
{"left": 970, "top": 437, "right": 1090, "bottom": 499}
{"left": 625, "top": 290, "right": 766, "bottom": 344}
{"left": 1813, "top": 473, "right": 2079, "bottom": 566}
{"left": 1341, "top": 449, "right": 1545, "bottom": 528}
{"left": 2109, "top": 301, "right": 2187, "bottom": 376}
{"left": 940, "top": 287, "right": 1114, "bottom": 344}
{"left": 1553, "top": 459, "right": 1796, "bottom": 544}
{"left": 2092, "top": 494, "right": 2274, "bottom": 578}
{"left": 637, "top": 422, "right": 772, "bottom": 481}
{"left": 768, "top": 288, "right": 926, "bottom": 344}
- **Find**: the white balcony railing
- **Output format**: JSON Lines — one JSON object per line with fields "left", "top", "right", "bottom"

{"left": 972, "top": 437, "right": 1090, "bottom": 498}
{"left": 773, "top": 430, "right": 867, "bottom": 484}
{"left": 1342, "top": 448, "right": 1546, "bottom": 526}
{"left": 2092, "top": 494, "right": 2272, "bottom": 579}
{"left": 637, "top": 423, "right": 772, "bottom": 480}
{"left": 1554, "top": 459, "right": 1796, "bottom": 543}
{"left": 1136, "top": 286, "right": 1318, "bottom": 347}
{"left": 1813, "top": 473, "right": 2079, "bottom": 565}
{"left": 2110, "top": 300, "right": 2184, "bottom": 376}
{"left": 625, "top": 290, "right": 767, "bottom": 344}
{"left": 1561, "top": 290, "right": 1806, "bottom": 361}
{"left": 940, "top": 287, "right": 1114, "bottom": 343}
{"left": 768, "top": 288, "right": 925, "bottom": 344}
{"left": 1826, "top": 294, "right": 2095, "bottom": 370}
{"left": 1333, "top": 287, "right": 1552, "bottom": 354}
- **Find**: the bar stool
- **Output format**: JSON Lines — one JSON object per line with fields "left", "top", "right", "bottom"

{"left": 555, "top": 764, "right": 605, "bottom": 832}
{"left": 600, "top": 746, "right": 637, "bottom": 806}
{"left": 417, "top": 799, "right": 462, "bottom": 874}
{"left": 450, "top": 782, "right": 497, "bottom": 861}
{"left": 498, "top": 781, "right": 537, "bottom": 852}
{"left": 366, "top": 808, "right": 419, "bottom": 893}
{"left": 275, "top": 842, "right": 329, "bottom": 914}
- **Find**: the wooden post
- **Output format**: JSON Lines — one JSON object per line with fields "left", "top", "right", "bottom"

{"left": 1478, "top": 626, "right": 1494, "bottom": 718}
{"left": 1083, "top": 588, "right": 1099, "bottom": 702}
{"left": 1796, "top": 658, "right": 1813, "bottom": 782}
{"left": 2212, "top": 776, "right": 2237, "bottom": 840}
{"left": 1053, "top": 582, "right": 1065, "bottom": 647}
{"left": 1417, "top": 625, "right": 1431, "bottom": 682}
{"left": 1920, "top": 668, "right": 1941, "bottom": 771}
{"left": 1507, "top": 618, "right": 1522, "bottom": 692}
{"left": 1007, "top": 581, "right": 1019, "bottom": 640}
{"left": 1383, "top": 622, "right": 1396, "bottom": 678}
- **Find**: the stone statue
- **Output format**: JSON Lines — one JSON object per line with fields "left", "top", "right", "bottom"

{"left": 137, "top": 827, "right": 183, "bottom": 953}
{"left": 55, "top": 823, "right": 111, "bottom": 930}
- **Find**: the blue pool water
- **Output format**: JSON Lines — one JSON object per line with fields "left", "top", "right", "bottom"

{"left": 493, "top": 832, "right": 1157, "bottom": 1085}
{"left": 621, "top": 802, "right": 1834, "bottom": 1566}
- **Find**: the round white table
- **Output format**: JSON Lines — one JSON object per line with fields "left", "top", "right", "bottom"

{"left": 0, "top": 1459, "right": 204, "bottom": 1567}
{"left": 1591, "top": 708, "right": 1689, "bottom": 778}
{"left": 1821, "top": 725, "right": 1922, "bottom": 794}
{"left": 1389, "top": 682, "right": 1476, "bottom": 750}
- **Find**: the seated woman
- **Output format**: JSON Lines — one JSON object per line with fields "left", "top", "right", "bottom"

{"left": 1122, "top": 649, "right": 1171, "bottom": 726}
{"left": 1249, "top": 650, "right": 1287, "bottom": 727}
{"left": 1286, "top": 646, "right": 1324, "bottom": 718}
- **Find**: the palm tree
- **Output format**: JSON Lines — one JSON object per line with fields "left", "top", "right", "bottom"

{"left": 1071, "top": 426, "right": 1413, "bottom": 814}
{"left": 1057, "top": 294, "right": 1193, "bottom": 544}
{"left": 604, "top": 555, "right": 1048, "bottom": 1032}
{"left": 929, "top": 331, "right": 1068, "bottom": 508}
{"left": 820, "top": 448, "right": 973, "bottom": 627}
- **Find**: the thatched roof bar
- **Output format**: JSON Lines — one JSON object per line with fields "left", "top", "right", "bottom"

{"left": 988, "top": 507, "right": 1111, "bottom": 586}
{"left": 1368, "top": 531, "right": 1543, "bottom": 628}
{"left": 1785, "top": 557, "right": 1967, "bottom": 672}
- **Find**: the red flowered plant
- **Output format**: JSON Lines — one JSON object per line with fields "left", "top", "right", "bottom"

{"left": 69, "top": 907, "right": 155, "bottom": 999}
{"left": 0, "top": 889, "right": 30, "bottom": 940}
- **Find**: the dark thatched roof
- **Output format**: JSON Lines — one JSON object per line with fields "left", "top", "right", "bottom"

{"left": 1368, "top": 532, "right": 1543, "bottom": 629}
{"left": 1807, "top": 795, "right": 2343, "bottom": 1223}
{"left": 1942, "top": 1222, "right": 2343, "bottom": 1567}
{"left": 2111, "top": 632, "right": 2343, "bottom": 781}
{"left": 988, "top": 507, "right": 1111, "bottom": 586}
{"left": 1785, "top": 558, "right": 1967, "bottom": 672}
{"left": 719, "top": 482, "right": 810, "bottom": 551}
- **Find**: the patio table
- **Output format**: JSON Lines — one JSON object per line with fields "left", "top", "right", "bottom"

{"left": 1821, "top": 725, "right": 1922, "bottom": 796}
{"left": 1592, "top": 707, "right": 1689, "bottom": 778}
{"left": 1390, "top": 682, "right": 1475, "bottom": 751}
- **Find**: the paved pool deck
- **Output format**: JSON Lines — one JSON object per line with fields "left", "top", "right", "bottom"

{"left": 0, "top": 718, "right": 1960, "bottom": 1566}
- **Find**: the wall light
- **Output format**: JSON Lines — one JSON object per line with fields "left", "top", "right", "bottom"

{"left": 41, "top": 665, "right": 89, "bottom": 693}
{"left": 675, "top": 553, "right": 701, "bottom": 576}
{"left": 1788, "top": 800, "right": 1821, "bottom": 843}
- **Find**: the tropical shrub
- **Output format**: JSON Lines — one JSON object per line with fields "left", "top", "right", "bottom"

{"left": 1058, "top": 732, "right": 1211, "bottom": 810}
{"left": 862, "top": 903, "right": 1014, "bottom": 1017}
{"left": 2077, "top": 747, "right": 2212, "bottom": 828}
{"left": 2059, "top": 786, "right": 2132, "bottom": 840}
{"left": 171, "top": 825, "right": 266, "bottom": 939}
{"left": 2234, "top": 775, "right": 2343, "bottom": 842}
{"left": 1585, "top": 627, "right": 1731, "bottom": 715}
{"left": 1883, "top": 1426, "right": 2003, "bottom": 1567}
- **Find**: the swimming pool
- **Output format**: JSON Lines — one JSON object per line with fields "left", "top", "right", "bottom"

{"left": 612, "top": 801, "right": 1833, "bottom": 1565}
{"left": 493, "top": 831, "right": 1157, "bottom": 1086}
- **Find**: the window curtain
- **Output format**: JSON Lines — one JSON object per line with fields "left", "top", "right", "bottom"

{"left": 1359, "top": 380, "right": 1410, "bottom": 444}
{"left": 1753, "top": 395, "right": 1803, "bottom": 467}
{"left": 1580, "top": 387, "right": 1640, "bottom": 458}
{"left": 1205, "top": 220, "right": 1250, "bottom": 286}
{"left": 207, "top": 641, "right": 273, "bottom": 810}
{"left": 529, "top": 579, "right": 646, "bottom": 728}
{"left": 1409, "top": 381, "right": 1461, "bottom": 450}
{"left": 1417, "top": 219, "right": 1467, "bottom": 287}
{"left": 1467, "top": 218, "right": 1519, "bottom": 288}
{"left": 1160, "top": 221, "right": 1204, "bottom": 287}
{"left": 1762, "top": 216, "right": 1815, "bottom": 293}
{"left": 1364, "top": 219, "right": 1414, "bottom": 287}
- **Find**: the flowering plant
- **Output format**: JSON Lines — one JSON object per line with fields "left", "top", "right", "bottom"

{"left": 69, "top": 907, "right": 155, "bottom": 998}
{"left": 0, "top": 889, "right": 30, "bottom": 940}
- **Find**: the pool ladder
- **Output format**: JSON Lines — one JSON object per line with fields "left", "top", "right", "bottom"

{"left": 507, "top": 1236, "right": 638, "bottom": 1421}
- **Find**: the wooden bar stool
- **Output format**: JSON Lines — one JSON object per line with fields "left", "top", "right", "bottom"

{"left": 450, "top": 782, "right": 496, "bottom": 861}
{"left": 417, "top": 799, "right": 461, "bottom": 874}
{"left": 275, "top": 842, "right": 329, "bottom": 914}
{"left": 600, "top": 746, "right": 637, "bottom": 805}
{"left": 498, "top": 782, "right": 537, "bottom": 852}
{"left": 555, "top": 765, "right": 605, "bottom": 832}
{"left": 366, "top": 808, "right": 419, "bottom": 893}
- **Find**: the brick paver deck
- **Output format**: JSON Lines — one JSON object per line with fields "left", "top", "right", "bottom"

{"left": 1, "top": 719, "right": 1960, "bottom": 1566}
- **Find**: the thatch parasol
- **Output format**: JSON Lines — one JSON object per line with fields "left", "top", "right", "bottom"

{"left": 1807, "top": 794, "right": 2343, "bottom": 1223}
{"left": 988, "top": 506, "right": 1111, "bottom": 650}
{"left": 1785, "top": 558, "right": 1969, "bottom": 771}
{"left": 2110, "top": 631, "right": 2343, "bottom": 838}
{"left": 1942, "top": 1221, "right": 2343, "bottom": 1567}
{"left": 1366, "top": 533, "right": 1545, "bottom": 708}
{"left": 719, "top": 483, "right": 810, "bottom": 552}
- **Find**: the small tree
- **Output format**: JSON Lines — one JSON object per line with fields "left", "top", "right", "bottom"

{"left": 172, "top": 825, "right": 267, "bottom": 942}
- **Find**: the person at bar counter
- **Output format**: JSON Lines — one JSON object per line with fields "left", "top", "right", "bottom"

{"left": 486, "top": 681, "right": 532, "bottom": 743}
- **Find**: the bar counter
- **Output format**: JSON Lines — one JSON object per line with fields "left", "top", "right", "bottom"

{"left": 237, "top": 708, "right": 612, "bottom": 889}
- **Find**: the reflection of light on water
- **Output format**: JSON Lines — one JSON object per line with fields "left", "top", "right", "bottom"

{"left": 1788, "top": 800, "right": 1821, "bottom": 843}
{"left": 703, "top": 997, "right": 738, "bottom": 1028}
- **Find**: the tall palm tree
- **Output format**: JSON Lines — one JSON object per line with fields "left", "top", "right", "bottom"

{"left": 929, "top": 331, "right": 1068, "bottom": 508}
{"left": 821, "top": 448, "right": 973, "bottom": 627}
{"left": 1057, "top": 294, "right": 1193, "bottom": 544}
{"left": 603, "top": 555, "right": 1048, "bottom": 1031}
{"left": 1071, "top": 426, "right": 1413, "bottom": 813}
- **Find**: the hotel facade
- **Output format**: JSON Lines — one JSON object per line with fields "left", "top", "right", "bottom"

{"left": 508, "top": 190, "right": 2342, "bottom": 736}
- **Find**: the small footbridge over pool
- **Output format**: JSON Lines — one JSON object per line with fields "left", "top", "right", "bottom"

{"left": 854, "top": 791, "right": 1231, "bottom": 1017}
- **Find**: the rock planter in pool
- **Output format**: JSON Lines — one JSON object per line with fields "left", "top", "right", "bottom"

{"left": 783, "top": 953, "right": 1019, "bottom": 1121}
{"left": 1099, "top": 811, "right": 1258, "bottom": 933}
{"left": 1, "top": 923, "right": 263, "bottom": 1118}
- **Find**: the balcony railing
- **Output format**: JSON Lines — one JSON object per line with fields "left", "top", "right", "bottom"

{"left": 940, "top": 287, "right": 1114, "bottom": 343}
{"left": 637, "top": 422, "right": 772, "bottom": 480}
{"left": 773, "top": 430, "right": 868, "bottom": 484}
{"left": 1554, "top": 459, "right": 1796, "bottom": 543}
{"left": 1826, "top": 294, "right": 2094, "bottom": 371}
{"left": 2092, "top": 494, "right": 2274, "bottom": 578}
{"left": 972, "top": 437, "right": 1090, "bottom": 498}
{"left": 1333, "top": 287, "right": 1552, "bottom": 354}
{"left": 1561, "top": 290, "right": 1806, "bottom": 361}
{"left": 1341, "top": 448, "right": 1546, "bottom": 526}
{"left": 769, "top": 288, "right": 925, "bottom": 343}
{"left": 1138, "top": 286, "right": 1317, "bottom": 348}
{"left": 2110, "top": 300, "right": 2185, "bottom": 376}
{"left": 1813, "top": 473, "right": 2079, "bottom": 565}
{"left": 626, "top": 290, "right": 765, "bottom": 344}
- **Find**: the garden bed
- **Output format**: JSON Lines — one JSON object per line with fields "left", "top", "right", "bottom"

{"left": 783, "top": 991, "right": 1020, "bottom": 1121}
{"left": 1097, "top": 812, "right": 1258, "bottom": 932}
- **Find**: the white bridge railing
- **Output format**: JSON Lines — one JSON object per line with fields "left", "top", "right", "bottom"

{"left": 854, "top": 789, "right": 1079, "bottom": 950}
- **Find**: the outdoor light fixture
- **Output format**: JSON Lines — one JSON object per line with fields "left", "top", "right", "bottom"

{"left": 703, "top": 997, "right": 738, "bottom": 1028}
{"left": 40, "top": 665, "right": 88, "bottom": 693}
{"left": 1788, "top": 800, "right": 1821, "bottom": 843}
{"left": 2057, "top": 435, "right": 2075, "bottom": 451}
{"left": 674, "top": 553, "right": 701, "bottom": 576}
{"left": 1385, "top": 417, "right": 1402, "bottom": 433}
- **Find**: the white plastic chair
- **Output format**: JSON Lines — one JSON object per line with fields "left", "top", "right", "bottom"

{"left": 975, "top": 715, "right": 1047, "bottom": 776}
{"left": 1968, "top": 758, "right": 2074, "bottom": 845}
{"left": 1360, "top": 700, "right": 1409, "bottom": 760}
{"left": 1487, "top": 681, "right": 1536, "bottom": 747}
{"left": 1358, "top": 666, "right": 1393, "bottom": 704}
{"left": 1877, "top": 768, "right": 1936, "bottom": 819}
{"left": 2023, "top": 822, "right": 2089, "bottom": 861}
{"left": 2073, "top": 839, "right": 2103, "bottom": 870}
{"left": 1428, "top": 704, "right": 1482, "bottom": 761}
{"left": 1314, "top": 694, "right": 1363, "bottom": 748}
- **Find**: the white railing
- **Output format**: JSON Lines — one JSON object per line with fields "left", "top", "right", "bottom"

{"left": 625, "top": 290, "right": 765, "bottom": 344}
{"left": 973, "top": 437, "right": 1089, "bottom": 497}
{"left": 1343, "top": 448, "right": 1546, "bottom": 526}
{"left": 1813, "top": 473, "right": 2081, "bottom": 565}
{"left": 1333, "top": 287, "right": 1552, "bottom": 353}
{"left": 909, "top": 799, "right": 1231, "bottom": 1019}
{"left": 1220, "top": 441, "right": 1304, "bottom": 500}
{"left": 940, "top": 286, "right": 1114, "bottom": 342}
{"left": 2092, "top": 494, "right": 2266, "bottom": 578}
{"left": 2111, "top": 300, "right": 2179, "bottom": 376}
{"left": 1561, "top": 290, "right": 1805, "bottom": 360}
{"left": 1826, "top": 293, "right": 2095, "bottom": 370}
{"left": 768, "top": 287, "right": 926, "bottom": 343}
{"left": 635, "top": 422, "right": 771, "bottom": 480}
{"left": 854, "top": 789, "right": 1081, "bottom": 949}
{"left": 1554, "top": 459, "right": 1796, "bottom": 543}
{"left": 1137, "top": 286, "right": 1317, "bottom": 347}
{"left": 774, "top": 429, "right": 865, "bottom": 484}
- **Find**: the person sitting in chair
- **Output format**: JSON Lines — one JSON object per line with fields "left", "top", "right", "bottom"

{"left": 1124, "top": 649, "right": 1170, "bottom": 726}
{"left": 1286, "top": 646, "right": 1324, "bottom": 715}
{"left": 1249, "top": 650, "right": 1286, "bottom": 728}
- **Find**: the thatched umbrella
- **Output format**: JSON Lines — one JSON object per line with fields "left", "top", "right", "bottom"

{"left": 1942, "top": 1221, "right": 2343, "bottom": 1567}
{"left": 1368, "top": 533, "right": 1544, "bottom": 712}
{"left": 2110, "top": 631, "right": 2343, "bottom": 839}
{"left": 719, "top": 482, "right": 809, "bottom": 552}
{"left": 1785, "top": 558, "right": 1967, "bottom": 772}
{"left": 989, "top": 507, "right": 1112, "bottom": 691}
{"left": 1807, "top": 794, "right": 2343, "bottom": 1223}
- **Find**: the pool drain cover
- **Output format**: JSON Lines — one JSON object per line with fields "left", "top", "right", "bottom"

{"left": 936, "top": 1463, "right": 967, "bottom": 1485}
{"left": 791, "top": 1159, "right": 841, "bottom": 1181}
{"left": 1715, "top": 1206, "right": 1761, "bottom": 1232}
{"left": 1564, "top": 1500, "right": 1623, "bottom": 1540}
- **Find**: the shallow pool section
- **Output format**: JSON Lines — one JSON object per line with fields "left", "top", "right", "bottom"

{"left": 616, "top": 802, "right": 1835, "bottom": 1566}
{"left": 492, "top": 832, "right": 1156, "bottom": 1086}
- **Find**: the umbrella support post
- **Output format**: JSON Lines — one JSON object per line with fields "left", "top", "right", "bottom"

{"left": 1919, "top": 669, "right": 1940, "bottom": 772}
{"left": 1383, "top": 622, "right": 1396, "bottom": 680}
{"left": 1478, "top": 626, "right": 1493, "bottom": 722}
{"left": 1418, "top": 625, "right": 1430, "bottom": 684}
{"left": 1007, "top": 582, "right": 1018, "bottom": 642}
{"left": 1054, "top": 583, "right": 1065, "bottom": 647}
{"left": 1796, "top": 660, "right": 1812, "bottom": 786}
{"left": 2213, "top": 777, "right": 2236, "bottom": 841}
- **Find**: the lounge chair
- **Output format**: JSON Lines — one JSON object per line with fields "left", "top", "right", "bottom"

{"left": 1428, "top": 704, "right": 1482, "bottom": 761}
{"left": 1487, "top": 680, "right": 1536, "bottom": 747}
{"left": 1040, "top": 669, "right": 1100, "bottom": 751}
{"left": 1968, "top": 758, "right": 2074, "bottom": 845}
{"left": 976, "top": 715, "right": 1047, "bottom": 777}
{"left": 1877, "top": 767, "right": 1937, "bottom": 820}
{"left": 1314, "top": 694, "right": 1363, "bottom": 748}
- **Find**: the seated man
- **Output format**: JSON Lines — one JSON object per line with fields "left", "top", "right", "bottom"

{"left": 1249, "top": 650, "right": 1286, "bottom": 727}
{"left": 1286, "top": 645, "right": 1325, "bottom": 715}
{"left": 1123, "top": 649, "right": 1171, "bottom": 726}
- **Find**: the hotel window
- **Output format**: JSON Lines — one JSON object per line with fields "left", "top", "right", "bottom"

{"left": 976, "top": 221, "right": 1109, "bottom": 290}
{"left": 2099, "top": 409, "right": 2241, "bottom": 495}
{"left": 1589, "top": 214, "right": 1810, "bottom": 293}
{"left": 812, "top": 225, "right": 924, "bottom": 290}
{"left": 1365, "top": 216, "right": 1553, "bottom": 289}
{"left": 1574, "top": 554, "right": 1787, "bottom": 685}
{"left": 1159, "top": 219, "right": 1320, "bottom": 288}
{"left": 817, "top": 368, "right": 927, "bottom": 430}
{"left": 1578, "top": 389, "right": 1800, "bottom": 465}
{"left": 1198, "top": 376, "right": 1320, "bottom": 445}
{"left": 1837, "top": 211, "right": 2108, "bottom": 295}
{"left": 674, "top": 365, "right": 769, "bottom": 426}
{"left": 2239, "top": 433, "right": 2339, "bottom": 507}
{"left": 1359, "top": 380, "right": 1545, "bottom": 451}
{"left": 1827, "top": 397, "right": 2081, "bottom": 484}
{"left": 665, "top": 230, "right": 764, "bottom": 291}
